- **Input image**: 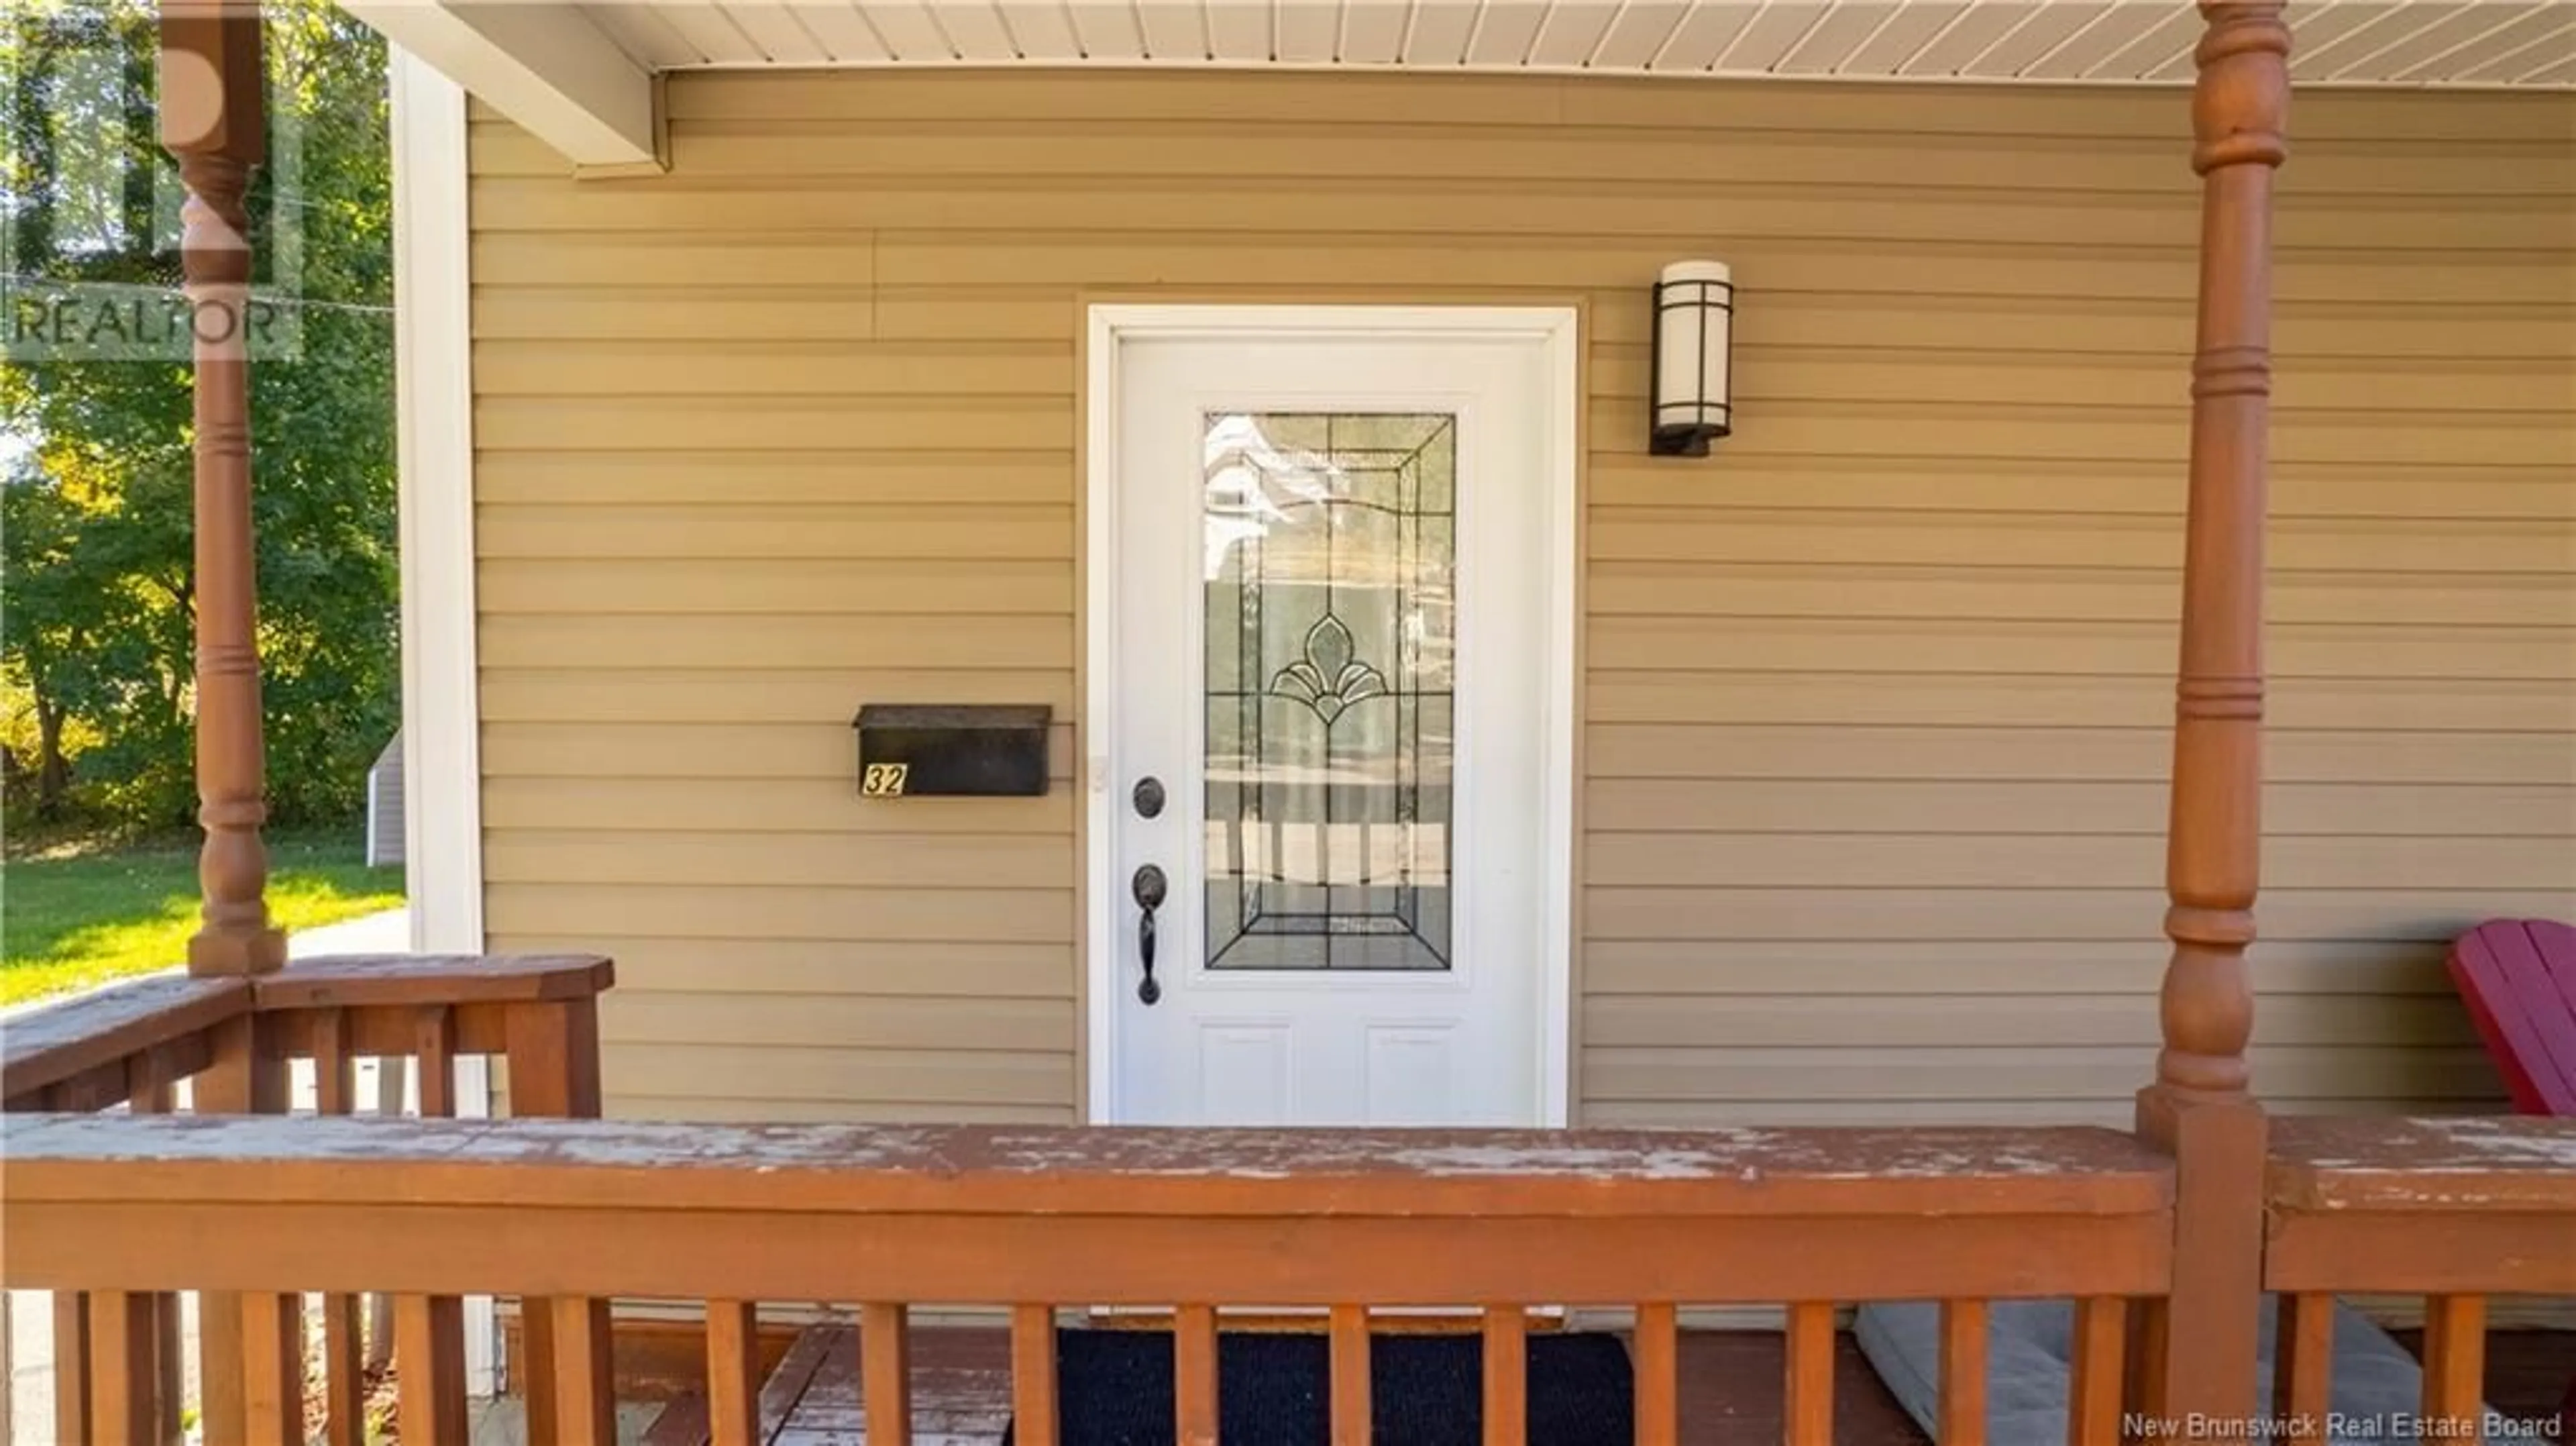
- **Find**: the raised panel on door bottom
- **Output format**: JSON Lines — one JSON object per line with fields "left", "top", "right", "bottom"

{"left": 1197, "top": 1021, "right": 1293, "bottom": 1124}
{"left": 1366, "top": 1023, "right": 1460, "bottom": 1124}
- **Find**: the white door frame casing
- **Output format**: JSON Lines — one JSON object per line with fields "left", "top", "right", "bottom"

{"left": 1082, "top": 305, "right": 1580, "bottom": 1129}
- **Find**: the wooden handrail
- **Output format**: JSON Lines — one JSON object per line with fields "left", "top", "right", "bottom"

{"left": 0, "top": 953, "right": 612, "bottom": 1111}
{"left": 2, "top": 1114, "right": 2175, "bottom": 1304}
{"left": 252, "top": 953, "right": 616, "bottom": 1008}
{"left": 3, "top": 1114, "right": 2176, "bottom": 1216}
{"left": 2265, "top": 1116, "right": 2576, "bottom": 1293}
{"left": 2262, "top": 1116, "right": 2576, "bottom": 1445}
{"left": 0, "top": 976, "right": 250, "bottom": 1107}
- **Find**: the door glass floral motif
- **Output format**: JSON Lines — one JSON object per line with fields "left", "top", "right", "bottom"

{"left": 1202, "top": 413, "right": 1455, "bottom": 972}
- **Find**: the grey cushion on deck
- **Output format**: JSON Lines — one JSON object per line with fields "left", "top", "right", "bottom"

{"left": 1853, "top": 1298, "right": 2465, "bottom": 1446}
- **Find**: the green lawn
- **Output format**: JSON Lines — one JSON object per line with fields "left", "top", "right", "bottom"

{"left": 3, "top": 829, "right": 405, "bottom": 1006}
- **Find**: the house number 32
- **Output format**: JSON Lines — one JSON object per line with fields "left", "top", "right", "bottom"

{"left": 861, "top": 763, "right": 910, "bottom": 797}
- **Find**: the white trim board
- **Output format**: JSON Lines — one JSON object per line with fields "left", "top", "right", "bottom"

{"left": 390, "top": 49, "right": 484, "bottom": 963}
{"left": 1081, "top": 304, "right": 1580, "bottom": 1129}
{"left": 390, "top": 45, "right": 499, "bottom": 1396}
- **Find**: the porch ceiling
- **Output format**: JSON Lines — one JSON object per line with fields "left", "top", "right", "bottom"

{"left": 574, "top": 0, "right": 2576, "bottom": 87}
{"left": 349, "top": 0, "right": 2571, "bottom": 166}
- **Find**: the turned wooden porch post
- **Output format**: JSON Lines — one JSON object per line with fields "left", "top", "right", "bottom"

{"left": 162, "top": 0, "right": 286, "bottom": 976}
{"left": 2135, "top": 1, "right": 2290, "bottom": 1437}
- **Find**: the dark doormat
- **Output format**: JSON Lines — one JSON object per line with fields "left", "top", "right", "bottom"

{"left": 1000, "top": 1328, "right": 1635, "bottom": 1446}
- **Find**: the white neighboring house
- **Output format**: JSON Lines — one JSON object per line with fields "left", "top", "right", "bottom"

{"left": 364, "top": 729, "right": 405, "bottom": 868}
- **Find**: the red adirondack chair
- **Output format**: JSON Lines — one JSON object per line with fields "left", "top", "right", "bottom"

{"left": 2448, "top": 918, "right": 2576, "bottom": 1116}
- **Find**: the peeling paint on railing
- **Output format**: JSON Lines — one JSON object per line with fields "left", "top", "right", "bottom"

{"left": 0, "top": 1111, "right": 2173, "bottom": 1183}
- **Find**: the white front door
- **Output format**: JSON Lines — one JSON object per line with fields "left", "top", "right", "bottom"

{"left": 1089, "top": 308, "right": 1576, "bottom": 1129}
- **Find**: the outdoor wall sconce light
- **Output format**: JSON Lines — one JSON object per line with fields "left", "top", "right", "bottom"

{"left": 1650, "top": 259, "right": 1734, "bottom": 457}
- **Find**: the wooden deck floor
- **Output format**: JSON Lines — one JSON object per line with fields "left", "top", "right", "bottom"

{"left": 644, "top": 1323, "right": 2574, "bottom": 1446}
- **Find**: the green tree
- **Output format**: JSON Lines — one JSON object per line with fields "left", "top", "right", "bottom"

{"left": 3, "top": 0, "right": 396, "bottom": 832}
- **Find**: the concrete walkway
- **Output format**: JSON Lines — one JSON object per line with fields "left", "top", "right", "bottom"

{"left": 283, "top": 905, "right": 412, "bottom": 960}
{"left": 4, "top": 906, "right": 411, "bottom": 1439}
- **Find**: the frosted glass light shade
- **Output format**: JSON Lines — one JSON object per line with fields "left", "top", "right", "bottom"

{"left": 1651, "top": 259, "right": 1733, "bottom": 457}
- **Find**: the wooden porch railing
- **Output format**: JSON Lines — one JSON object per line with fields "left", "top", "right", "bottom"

{"left": 2263, "top": 1117, "right": 2576, "bottom": 1446}
{"left": 1, "top": 953, "right": 612, "bottom": 1446}
{"left": 3, "top": 1113, "right": 2176, "bottom": 1446}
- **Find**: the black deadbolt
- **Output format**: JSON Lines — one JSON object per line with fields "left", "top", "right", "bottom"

{"left": 1132, "top": 776, "right": 1165, "bottom": 819}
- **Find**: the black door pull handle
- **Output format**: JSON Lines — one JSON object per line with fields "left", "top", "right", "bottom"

{"left": 1132, "top": 864, "right": 1166, "bottom": 1005}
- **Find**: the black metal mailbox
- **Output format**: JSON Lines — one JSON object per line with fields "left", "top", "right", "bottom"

{"left": 851, "top": 704, "right": 1050, "bottom": 798}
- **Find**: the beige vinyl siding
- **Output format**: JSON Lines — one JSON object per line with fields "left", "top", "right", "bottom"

{"left": 467, "top": 72, "right": 2576, "bottom": 1127}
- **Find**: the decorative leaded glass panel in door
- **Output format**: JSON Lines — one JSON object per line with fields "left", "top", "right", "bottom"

{"left": 1202, "top": 412, "right": 1456, "bottom": 972}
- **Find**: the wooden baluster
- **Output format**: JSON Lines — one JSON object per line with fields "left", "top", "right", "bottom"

{"left": 87, "top": 1290, "right": 159, "bottom": 1446}
{"left": 2137, "top": 5, "right": 2290, "bottom": 1437}
{"left": 506, "top": 997, "right": 609, "bottom": 1441}
{"left": 2127, "top": 1298, "right": 2170, "bottom": 1431}
{"left": 1941, "top": 1300, "right": 1989, "bottom": 1446}
{"left": 125, "top": 1053, "right": 184, "bottom": 1445}
{"left": 195, "top": 1013, "right": 300, "bottom": 1443}
{"left": 1483, "top": 1307, "right": 1527, "bottom": 1446}
{"left": 242, "top": 1291, "right": 305, "bottom": 1445}
{"left": 1634, "top": 1303, "right": 1678, "bottom": 1446}
{"left": 2273, "top": 1294, "right": 2333, "bottom": 1446}
{"left": 153, "top": 1288, "right": 182, "bottom": 1436}
{"left": 1785, "top": 1301, "right": 1835, "bottom": 1446}
{"left": 54, "top": 1293, "right": 91, "bottom": 1445}
{"left": 313, "top": 1012, "right": 366, "bottom": 1446}
{"left": 2420, "top": 1296, "right": 2485, "bottom": 1446}
{"left": 162, "top": 0, "right": 286, "bottom": 982}
{"left": 1175, "top": 1304, "right": 1219, "bottom": 1446}
{"left": 1331, "top": 1306, "right": 1373, "bottom": 1446}
{"left": 706, "top": 1301, "right": 763, "bottom": 1446}
{"left": 394, "top": 1294, "right": 468, "bottom": 1446}
{"left": 863, "top": 1303, "right": 914, "bottom": 1446}
{"left": 551, "top": 1295, "right": 617, "bottom": 1446}
{"left": 1012, "top": 1305, "right": 1061, "bottom": 1446}
{"left": 366, "top": 1054, "right": 402, "bottom": 1379}
{"left": 397, "top": 1008, "right": 468, "bottom": 1446}
{"left": 2069, "top": 1297, "right": 2128, "bottom": 1446}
